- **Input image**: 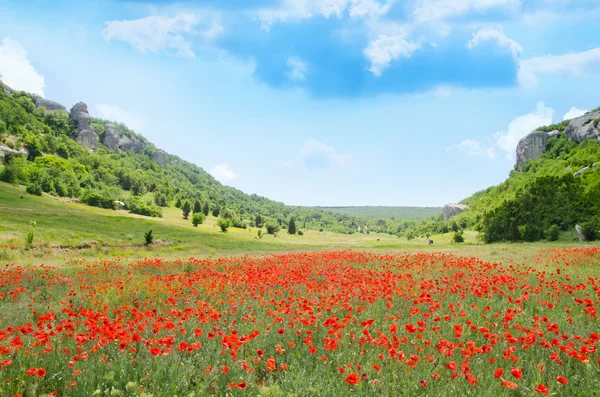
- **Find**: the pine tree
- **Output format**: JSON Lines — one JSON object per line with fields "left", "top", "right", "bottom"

{"left": 175, "top": 197, "right": 182, "bottom": 208}
{"left": 255, "top": 214, "right": 263, "bottom": 228}
{"left": 182, "top": 201, "right": 191, "bottom": 219}
{"left": 193, "top": 200, "right": 201, "bottom": 214}
{"left": 288, "top": 217, "right": 297, "bottom": 235}
{"left": 202, "top": 202, "right": 209, "bottom": 216}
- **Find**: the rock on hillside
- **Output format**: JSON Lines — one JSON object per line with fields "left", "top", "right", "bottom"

{"left": 102, "top": 124, "right": 120, "bottom": 151}
{"left": 71, "top": 102, "right": 98, "bottom": 151}
{"left": 516, "top": 131, "right": 552, "bottom": 171}
{"left": 443, "top": 204, "right": 469, "bottom": 220}
{"left": 565, "top": 111, "right": 600, "bottom": 143}
{"left": 153, "top": 149, "right": 167, "bottom": 168}
{"left": 35, "top": 98, "right": 66, "bottom": 112}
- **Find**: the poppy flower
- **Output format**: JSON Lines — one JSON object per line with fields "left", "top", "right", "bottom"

{"left": 345, "top": 372, "right": 360, "bottom": 385}
{"left": 238, "top": 382, "right": 247, "bottom": 389}
{"left": 494, "top": 368, "right": 504, "bottom": 378}
{"left": 36, "top": 368, "right": 46, "bottom": 377}
{"left": 534, "top": 384, "right": 550, "bottom": 394}
{"left": 557, "top": 376, "right": 568, "bottom": 385}
{"left": 446, "top": 362, "right": 457, "bottom": 371}
{"left": 511, "top": 367, "right": 523, "bottom": 379}
{"left": 500, "top": 381, "right": 518, "bottom": 389}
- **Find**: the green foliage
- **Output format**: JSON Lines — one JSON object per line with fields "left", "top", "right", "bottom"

{"left": 580, "top": 217, "right": 600, "bottom": 241}
{"left": 257, "top": 229, "right": 264, "bottom": 239}
{"left": 453, "top": 230, "right": 464, "bottom": 243}
{"left": 193, "top": 200, "right": 201, "bottom": 214}
{"left": 216, "top": 217, "right": 232, "bottom": 232}
{"left": 297, "top": 230, "right": 304, "bottom": 236}
{"left": 24, "top": 220, "right": 36, "bottom": 248}
{"left": 255, "top": 214, "right": 263, "bottom": 228}
{"left": 288, "top": 217, "right": 297, "bottom": 235}
{"left": 144, "top": 229, "right": 154, "bottom": 246}
{"left": 81, "top": 189, "right": 118, "bottom": 210}
{"left": 544, "top": 224, "right": 560, "bottom": 242}
{"left": 192, "top": 212, "right": 205, "bottom": 227}
{"left": 25, "top": 183, "right": 42, "bottom": 196}
{"left": 182, "top": 201, "right": 191, "bottom": 219}
{"left": 127, "top": 197, "right": 162, "bottom": 218}
{"left": 266, "top": 222, "right": 280, "bottom": 235}
{"left": 212, "top": 207, "right": 220, "bottom": 217}
{"left": 202, "top": 202, "right": 209, "bottom": 216}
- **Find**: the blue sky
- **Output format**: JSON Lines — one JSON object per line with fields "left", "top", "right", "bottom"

{"left": 1, "top": 0, "right": 599, "bottom": 206}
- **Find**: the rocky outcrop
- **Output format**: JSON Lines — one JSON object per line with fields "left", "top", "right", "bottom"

{"left": 443, "top": 204, "right": 469, "bottom": 220}
{"left": 153, "top": 149, "right": 167, "bottom": 168}
{"left": 1, "top": 83, "right": 13, "bottom": 95}
{"left": 574, "top": 162, "right": 600, "bottom": 177}
{"left": 516, "top": 131, "right": 551, "bottom": 171}
{"left": 575, "top": 225, "right": 585, "bottom": 242}
{"left": 102, "top": 124, "right": 120, "bottom": 151}
{"left": 0, "top": 145, "right": 27, "bottom": 158}
{"left": 565, "top": 111, "right": 600, "bottom": 143}
{"left": 118, "top": 135, "right": 144, "bottom": 153}
{"left": 35, "top": 98, "right": 66, "bottom": 112}
{"left": 71, "top": 102, "right": 98, "bottom": 151}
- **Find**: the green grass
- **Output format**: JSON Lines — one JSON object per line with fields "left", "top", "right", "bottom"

{"left": 0, "top": 181, "right": 594, "bottom": 266}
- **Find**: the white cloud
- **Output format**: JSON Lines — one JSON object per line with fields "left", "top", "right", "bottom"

{"left": 412, "top": 0, "right": 519, "bottom": 24}
{"left": 467, "top": 27, "right": 522, "bottom": 58}
{"left": 300, "top": 138, "right": 351, "bottom": 170}
{"left": 210, "top": 163, "right": 239, "bottom": 182}
{"left": 446, "top": 139, "right": 496, "bottom": 159}
{"left": 432, "top": 85, "right": 453, "bottom": 97}
{"left": 102, "top": 13, "right": 223, "bottom": 58}
{"left": 364, "top": 34, "right": 420, "bottom": 76}
{"left": 518, "top": 47, "right": 600, "bottom": 88}
{"left": 0, "top": 37, "right": 45, "bottom": 96}
{"left": 256, "top": 0, "right": 392, "bottom": 30}
{"left": 287, "top": 56, "right": 308, "bottom": 81}
{"left": 95, "top": 104, "right": 145, "bottom": 132}
{"left": 495, "top": 101, "right": 553, "bottom": 156}
{"left": 563, "top": 106, "right": 588, "bottom": 120}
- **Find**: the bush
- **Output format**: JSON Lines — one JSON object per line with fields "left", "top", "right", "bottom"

{"left": 25, "top": 183, "right": 42, "bottom": 196}
{"left": 127, "top": 197, "right": 162, "bottom": 218}
{"left": 144, "top": 229, "right": 154, "bottom": 246}
{"left": 453, "top": 230, "right": 464, "bottom": 243}
{"left": 24, "top": 220, "right": 36, "bottom": 248}
{"left": 518, "top": 224, "right": 542, "bottom": 242}
{"left": 192, "top": 212, "right": 206, "bottom": 227}
{"left": 544, "top": 224, "right": 560, "bottom": 242}
{"left": 81, "top": 190, "right": 117, "bottom": 210}
{"left": 266, "top": 222, "right": 280, "bottom": 235}
{"left": 182, "top": 201, "right": 191, "bottom": 219}
{"left": 257, "top": 229, "right": 264, "bottom": 239}
{"left": 217, "top": 218, "right": 232, "bottom": 232}
{"left": 581, "top": 218, "right": 600, "bottom": 241}
{"left": 297, "top": 230, "right": 304, "bottom": 236}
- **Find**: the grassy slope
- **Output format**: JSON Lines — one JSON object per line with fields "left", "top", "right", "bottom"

{"left": 315, "top": 206, "right": 442, "bottom": 220}
{"left": 1, "top": 181, "right": 593, "bottom": 266}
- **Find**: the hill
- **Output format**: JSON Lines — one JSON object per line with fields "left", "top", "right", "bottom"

{"left": 316, "top": 206, "right": 442, "bottom": 220}
{"left": 403, "top": 107, "right": 600, "bottom": 242}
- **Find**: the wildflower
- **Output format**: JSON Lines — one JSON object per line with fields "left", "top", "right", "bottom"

{"left": 345, "top": 372, "right": 360, "bottom": 385}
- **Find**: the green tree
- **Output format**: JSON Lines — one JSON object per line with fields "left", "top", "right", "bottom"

{"left": 202, "top": 202, "right": 209, "bottom": 216}
{"left": 192, "top": 212, "right": 206, "bottom": 227}
{"left": 212, "top": 207, "right": 220, "bottom": 217}
{"left": 266, "top": 222, "right": 280, "bottom": 235}
{"left": 288, "top": 217, "right": 297, "bottom": 235}
{"left": 255, "top": 214, "right": 263, "bottom": 228}
{"left": 217, "top": 217, "right": 231, "bottom": 232}
{"left": 193, "top": 200, "right": 201, "bottom": 214}
{"left": 182, "top": 201, "right": 191, "bottom": 219}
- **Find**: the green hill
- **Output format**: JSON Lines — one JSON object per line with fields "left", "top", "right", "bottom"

{"left": 316, "top": 206, "right": 442, "bottom": 220}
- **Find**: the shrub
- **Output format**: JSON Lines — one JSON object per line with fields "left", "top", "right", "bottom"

{"left": 580, "top": 218, "right": 600, "bottom": 241}
{"left": 453, "top": 230, "right": 465, "bottom": 243}
{"left": 182, "top": 201, "right": 191, "bottom": 219}
{"left": 192, "top": 212, "right": 206, "bottom": 227}
{"left": 297, "top": 230, "right": 304, "bottom": 236}
{"left": 24, "top": 221, "right": 36, "bottom": 248}
{"left": 127, "top": 197, "right": 162, "bottom": 218}
{"left": 288, "top": 217, "right": 297, "bottom": 234}
{"left": 257, "top": 229, "right": 264, "bottom": 239}
{"left": 81, "top": 190, "right": 117, "bottom": 210}
{"left": 266, "top": 222, "right": 280, "bottom": 235}
{"left": 518, "top": 224, "right": 542, "bottom": 242}
{"left": 217, "top": 218, "right": 232, "bottom": 232}
{"left": 144, "top": 229, "right": 154, "bottom": 246}
{"left": 25, "top": 183, "right": 42, "bottom": 196}
{"left": 544, "top": 224, "right": 560, "bottom": 242}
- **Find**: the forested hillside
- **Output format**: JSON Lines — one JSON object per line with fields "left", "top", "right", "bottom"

{"left": 316, "top": 206, "right": 442, "bottom": 220}
{"left": 402, "top": 110, "right": 600, "bottom": 242}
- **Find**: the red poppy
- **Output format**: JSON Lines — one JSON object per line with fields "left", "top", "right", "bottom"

{"left": 511, "top": 367, "right": 523, "bottom": 379}
{"left": 534, "top": 384, "right": 550, "bottom": 394}
{"left": 557, "top": 376, "right": 568, "bottom": 385}
{"left": 446, "top": 362, "right": 457, "bottom": 371}
{"left": 238, "top": 382, "right": 247, "bottom": 389}
{"left": 345, "top": 372, "right": 360, "bottom": 385}
{"left": 36, "top": 368, "right": 46, "bottom": 377}
{"left": 500, "top": 381, "right": 518, "bottom": 389}
{"left": 494, "top": 368, "right": 504, "bottom": 378}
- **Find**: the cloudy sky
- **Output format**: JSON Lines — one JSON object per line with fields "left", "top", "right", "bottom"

{"left": 1, "top": 0, "right": 599, "bottom": 206}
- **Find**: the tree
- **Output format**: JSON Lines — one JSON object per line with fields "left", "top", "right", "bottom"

{"left": 255, "top": 214, "right": 263, "bottom": 228}
{"left": 217, "top": 218, "right": 231, "bottom": 232}
{"left": 202, "top": 202, "right": 209, "bottom": 216}
{"left": 175, "top": 197, "right": 182, "bottom": 208}
{"left": 144, "top": 229, "right": 154, "bottom": 245}
{"left": 266, "top": 222, "right": 280, "bottom": 235}
{"left": 212, "top": 207, "right": 220, "bottom": 217}
{"left": 192, "top": 212, "right": 206, "bottom": 227}
{"left": 288, "top": 217, "right": 297, "bottom": 235}
{"left": 193, "top": 200, "right": 201, "bottom": 214}
{"left": 182, "top": 201, "right": 191, "bottom": 219}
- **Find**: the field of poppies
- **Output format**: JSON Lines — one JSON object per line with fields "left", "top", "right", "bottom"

{"left": 1, "top": 248, "right": 599, "bottom": 396}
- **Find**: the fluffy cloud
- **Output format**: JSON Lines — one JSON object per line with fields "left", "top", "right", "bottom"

{"left": 210, "top": 164, "right": 239, "bottom": 182}
{"left": 0, "top": 37, "right": 45, "bottom": 96}
{"left": 495, "top": 101, "right": 554, "bottom": 156}
{"left": 102, "top": 13, "right": 223, "bottom": 58}
{"left": 467, "top": 27, "right": 522, "bottom": 58}
{"left": 412, "top": 0, "right": 519, "bottom": 24}
{"left": 446, "top": 139, "right": 496, "bottom": 159}
{"left": 300, "top": 138, "right": 351, "bottom": 170}
{"left": 364, "top": 35, "right": 420, "bottom": 76}
{"left": 448, "top": 102, "right": 554, "bottom": 161}
{"left": 518, "top": 47, "right": 600, "bottom": 88}
{"left": 95, "top": 104, "right": 145, "bottom": 132}
{"left": 287, "top": 56, "right": 308, "bottom": 81}
{"left": 563, "top": 106, "right": 588, "bottom": 120}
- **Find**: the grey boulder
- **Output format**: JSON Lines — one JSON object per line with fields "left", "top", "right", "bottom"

{"left": 71, "top": 102, "right": 99, "bottom": 151}
{"left": 102, "top": 124, "right": 120, "bottom": 151}
{"left": 76, "top": 128, "right": 98, "bottom": 152}
{"left": 515, "top": 131, "right": 551, "bottom": 171}
{"left": 565, "top": 111, "right": 600, "bottom": 143}
{"left": 443, "top": 204, "right": 469, "bottom": 220}
{"left": 35, "top": 98, "right": 66, "bottom": 112}
{"left": 575, "top": 224, "right": 585, "bottom": 242}
{"left": 153, "top": 149, "right": 167, "bottom": 168}
{"left": 118, "top": 136, "right": 144, "bottom": 153}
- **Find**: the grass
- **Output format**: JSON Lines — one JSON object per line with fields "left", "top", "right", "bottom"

{"left": 0, "top": 181, "right": 594, "bottom": 266}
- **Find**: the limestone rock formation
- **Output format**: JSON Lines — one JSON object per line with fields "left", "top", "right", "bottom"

{"left": 516, "top": 131, "right": 551, "bottom": 171}
{"left": 565, "top": 111, "right": 600, "bottom": 143}
{"left": 575, "top": 225, "right": 585, "bottom": 242}
{"left": 1, "top": 83, "right": 13, "bottom": 95}
{"left": 153, "top": 149, "right": 167, "bottom": 168}
{"left": 443, "top": 204, "right": 469, "bottom": 220}
{"left": 35, "top": 98, "right": 66, "bottom": 112}
{"left": 118, "top": 136, "right": 144, "bottom": 153}
{"left": 70, "top": 102, "right": 98, "bottom": 151}
{"left": 102, "top": 124, "right": 120, "bottom": 151}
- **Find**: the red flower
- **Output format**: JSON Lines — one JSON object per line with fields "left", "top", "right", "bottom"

{"left": 26, "top": 368, "right": 36, "bottom": 376}
{"left": 36, "top": 368, "right": 46, "bottom": 377}
{"left": 534, "top": 384, "right": 550, "bottom": 394}
{"left": 446, "top": 362, "right": 457, "bottom": 371}
{"left": 345, "top": 372, "right": 360, "bottom": 385}
{"left": 405, "top": 324, "right": 417, "bottom": 333}
{"left": 238, "top": 382, "right": 247, "bottom": 389}
{"left": 500, "top": 381, "right": 518, "bottom": 389}
{"left": 266, "top": 357, "right": 276, "bottom": 371}
{"left": 511, "top": 367, "right": 523, "bottom": 379}
{"left": 557, "top": 376, "right": 568, "bottom": 385}
{"left": 494, "top": 368, "right": 504, "bottom": 378}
